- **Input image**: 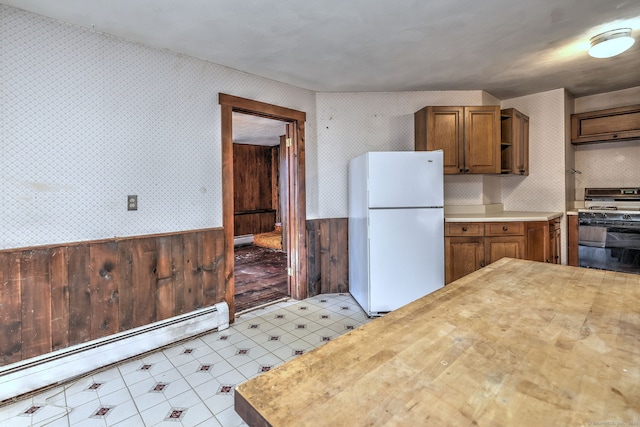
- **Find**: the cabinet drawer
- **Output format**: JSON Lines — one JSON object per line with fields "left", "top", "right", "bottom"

{"left": 445, "top": 223, "right": 484, "bottom": 236}
{"left": 485, "top": 222, "right": 524, "bottom": 236}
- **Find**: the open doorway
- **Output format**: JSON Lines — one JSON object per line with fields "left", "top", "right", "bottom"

{"left": 219, "top": 94, "right": 307, "bottom": 319}
{"left": 232, "top": 112, "right": 288, "bottom": 312}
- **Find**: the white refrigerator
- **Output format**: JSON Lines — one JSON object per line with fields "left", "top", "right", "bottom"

{"left": 348, "top": 151, "right": 444, "bottom": 316}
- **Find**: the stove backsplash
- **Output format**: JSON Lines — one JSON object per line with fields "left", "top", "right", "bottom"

{"left": 574, "top": 140, "right": 640, "bottom": 201}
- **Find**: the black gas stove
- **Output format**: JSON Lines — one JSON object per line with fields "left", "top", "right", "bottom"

{"left": 578, "top": 187, "right": 640, "bottom": 274}
{"left": 578, "top": 187, "right": 640, "bottom": 223}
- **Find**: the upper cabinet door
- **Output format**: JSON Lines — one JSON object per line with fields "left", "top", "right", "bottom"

{"left": 501, "top": 108, "right": 530, "bottom": 175}
{"left": 464, "top": 106, "right": 500, "bottom": 174}
{"left": 427, "top": 107, "right": 464, "bottom": 174}
{"left": 415, "top": 106, "right": 463, "bottom": 174}
{"left": 415, "top": 105, "right": 502, "bottom": 175}
{"left": 571, "top": 104, "right": 640, "bottom": 144}
{"left": 516, "top": 112, "right": 529, "bottom": 175}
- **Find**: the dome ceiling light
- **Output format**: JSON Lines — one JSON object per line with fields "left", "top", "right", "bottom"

{"left": 588, "top": 28, "right": 635, "bottom": 58}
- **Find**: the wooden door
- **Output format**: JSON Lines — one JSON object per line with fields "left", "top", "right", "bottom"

{"left": 568, "top": 215, "right": 579, "bottom": 266}
{"left": 464, "top": 106, "right": 500, "bottom": 174}
{"left": 513, "top": 110, "right": 529, "bottom": 175}
{"left": 485, "top": 236, "right": 526, "bottom": 264}
{"left": 425, "top": 106, "right": 463, "bottom": 174}
{"left": 549, "top": 220, "right": 561, "bottom": 264}
{"left": 279, "top": 135, "right": 288, "bottom": 253}
{"left": 526, "top": 221, "right": 550, "bottom": 263}
{"left": 555, "top": 225, "right": 561, "bottom": 264}
{"left": 284, "top": 123, "right": 295, "bottom": 295}
{"left": 445, "top": 236, "right": 484, "bottom": 284}
{"left": 219, "top": 93, "right": 307, "bottom": 319}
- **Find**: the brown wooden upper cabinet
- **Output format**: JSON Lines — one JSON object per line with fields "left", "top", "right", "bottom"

{"left": 571, "top": 104, "right": 640, "bottom": 144}
{"left": 415, "top": 106, "right": 501, "bottom": 174}
{"left": 500, "top": 108, "right": 529, "bottom": 175}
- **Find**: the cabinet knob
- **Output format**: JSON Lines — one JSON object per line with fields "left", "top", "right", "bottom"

{"left": 460, "top": 168, "right": 464, "bottom": 173}
{"left": 613, "top": 134, "right": 618, "bottom": 138}
{"left": 462, "top": 227, "right": 467, "bottom": 232}
{"left": 502, "top": 226, "right": 508, "bottom": 231}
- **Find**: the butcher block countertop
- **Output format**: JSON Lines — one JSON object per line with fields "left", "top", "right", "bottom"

{"left": 234, "top": 258, "right": 640, "bottom": 427}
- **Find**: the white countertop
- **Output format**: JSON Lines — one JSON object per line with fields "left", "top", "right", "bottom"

{"left": 445, "top": 211, "right": 564, "bottom": 223}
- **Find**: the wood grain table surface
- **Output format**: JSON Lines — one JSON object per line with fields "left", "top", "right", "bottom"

{"left": 235, "top": 258, "right": 640, "bottom": 426}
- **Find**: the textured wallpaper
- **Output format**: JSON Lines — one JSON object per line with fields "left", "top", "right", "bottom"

{"left": 0, "top": 5, "right": 316, "bottom": 249}
{"left": 500, "top": 89, "right": 568, "bottom": 213}
{"left": 315, "top": 91, "right": 493, "bottom": 217}
{"left": 500, "top": 89, "right": 570, "bottom": 263}
{"left": 574, "top": 141, "right": 640, "bottom": 199}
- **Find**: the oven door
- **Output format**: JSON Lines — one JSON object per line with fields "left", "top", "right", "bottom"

{"left": 578, "top": 222, "right": 640, "bottom": 274}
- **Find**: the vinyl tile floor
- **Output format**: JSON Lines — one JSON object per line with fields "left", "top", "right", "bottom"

{"left": 0, "top": 294, "right": 371, "bottom": 427}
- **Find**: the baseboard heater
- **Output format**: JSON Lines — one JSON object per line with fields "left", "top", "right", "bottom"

{"left": 234, "top": 234, "right": 254, "bottom": 246}
{"left": 0, "top": 302, "right": 229, "bottom": 403}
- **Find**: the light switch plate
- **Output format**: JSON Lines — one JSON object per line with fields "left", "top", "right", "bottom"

{"left": 127, "top": 195, "right": 137, "bottom": 211}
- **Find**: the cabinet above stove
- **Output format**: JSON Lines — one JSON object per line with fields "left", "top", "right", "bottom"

{"left": 571, "top": 104, "right": 640, "bottom": 145}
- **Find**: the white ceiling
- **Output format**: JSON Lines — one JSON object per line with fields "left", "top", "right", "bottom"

{"left": 3, "top": 0, "right": 640, "bottom": 99}
{"left": 233, "top": 112, "right": 285, "bottom": 146}
{"left": 3, "top": 0, "right": 640, "bottom": 143}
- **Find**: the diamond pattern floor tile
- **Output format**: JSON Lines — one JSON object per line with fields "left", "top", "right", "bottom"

{"left": 0, "top": 294, "right": 371, "bottom": 426}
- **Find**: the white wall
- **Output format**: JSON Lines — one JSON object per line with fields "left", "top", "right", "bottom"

{"left": 315, "top": 91, "right": 498, "bottom": 217}
{"left": 564, "top": 91, "right": 576, "bottom": 207}
{"left": 573, "top": 86, "right": 640, "bottom": 200}
{"left": 500, "top": 89, "right": 569, "bottom": 263}
{"left": 0, "top": 5, "right": 317, "bottom": 249}
{"left": 500, "top": 89, "right": 568, "bottom": 212}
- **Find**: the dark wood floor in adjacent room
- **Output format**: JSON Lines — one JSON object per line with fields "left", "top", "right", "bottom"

{"left": 234, "top": 244, "right": 288, "bottom": 313}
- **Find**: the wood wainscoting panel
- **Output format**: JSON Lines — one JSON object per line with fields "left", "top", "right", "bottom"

{"left": 49, "top": 247, "right": 70, "bottom": 351}
{"left": 20, "top": 249, "right": 52, "bottom": 360}
{"left": 68, "top": 244, "right": 92, "bottom": 345}
{"left": 233, "top": 144, "right": 274, "bottom": 214}
{"left": 116, "top": 240, "right": 135, "bottom": 332}
{"left": 306, "top": 218, "right": 348, "bottom": 296}
{"left": 179, "top": 233, "right": 200, "bottom": 318}
{"left": 0, "top": 252, "right": 22, "bottom": 365}
{"left": 202, "top": 229, "right": 224, "bottom": 307}
{"left": 0, "top": 228, "right": 226, "bottom": 367}
{"left": 89, "top": 241, "right": 120, "bottom": 341}
{"left": 155, "top": 236, "right": 176, "bottom": 321}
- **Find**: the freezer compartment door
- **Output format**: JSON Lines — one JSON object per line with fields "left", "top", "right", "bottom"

{"left": 367, "top": 151, "right": 443, "bottom": 209}
{"left": 368, "top": 207, "right": 444, "bottom": 313}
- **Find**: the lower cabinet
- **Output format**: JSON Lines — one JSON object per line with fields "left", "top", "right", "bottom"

{"left": 525, "top": 221, "right": 548, "bottom": 263}
{"left": 525, "top": 219, "right": 561, "bottom": 264}
{"left": 445, "top": 236, "right": 485, "bottom": 284}
{"left": 445, "top": 219, "right": 559, "bottom": 284}
{"left": 486, "top": 236, "right": 526, "bottom": 264}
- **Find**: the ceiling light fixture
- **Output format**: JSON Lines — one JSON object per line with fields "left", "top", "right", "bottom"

{"left": 588, "top": 28, "right": 635, "bottom": 58}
